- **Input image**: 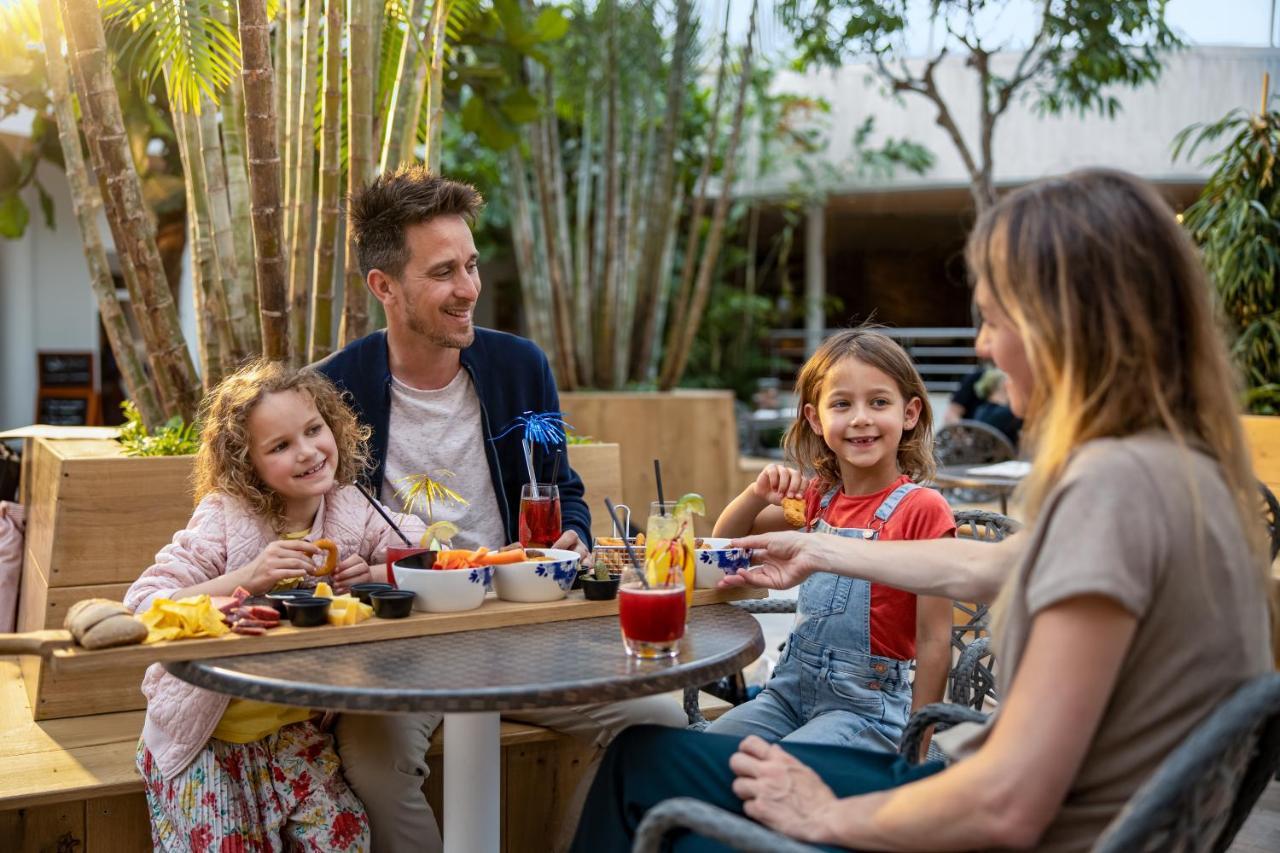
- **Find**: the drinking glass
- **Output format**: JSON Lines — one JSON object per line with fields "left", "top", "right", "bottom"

{"left": 386, "top": 546, "right": 434, "bottom": 584}
{"left": 644, "top": 500, "right": 695, "bottom": 608}
{"left": 618, "top": 559, "right": 686, "bottom": 659}
{"left": 519, "top": 483, "right": 562, "bottom": 548}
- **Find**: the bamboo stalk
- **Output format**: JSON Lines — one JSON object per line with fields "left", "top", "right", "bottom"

{"left": 237, "top": 0, "right": 290, "bottom": 362}
{"left": 172, "top": 103, "right": 236, "bottom": 381}
{"left": 309, "top": 0, "right": 344, "bottom": 361}
{"left": 61, "top": 0, "right": 200, "bottom": 421}
{"left": 424, "top": 0, "right": 450, "bottom": 172}
{"left": 571, "top": 100, "right": 594, "bottom": 377}
{"left": 401, "top": 43, "right": 430, "bottom": 164}
{"left": 660, "top": 0, "right": 757, "bottom": 389}
{"left": 35, "top": 0, "right": 163, "bottom": 426}
{"left": 218, "top": 0, "right": 261, "bottom": 355}
{"left": 594, "top": 0, "right": 620, "bottom": 388}
{"left": 380, "top": 0, "right": 427, "bottom": 173}
{"left": 630, "top": 0, "right": 691, "bottom": 380}
{"left": 287, "top": 0, "right": 323, "bottom": 364}
{"left": 282, "top": 0, "right": 304, "bottom": 264}
{"left": 340, "top": 0, "right": 373, "bottom": 344}
{"left": 196, "top": 101, "right": 249, "bottom": 361}
{"left": 508, "top": 149, "right": 555, "bottom": 360}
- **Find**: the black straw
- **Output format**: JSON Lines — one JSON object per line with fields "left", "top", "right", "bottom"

{"left": 654, "top": 459, "right": 666, "bottom": 515}
{"left": 549, "top": 448, "right": 562, "bottom": 489}
{"left": 354, "top": 482, "right": 414, "bottom": 547}
{"left": 605, "top": 497, "right": 648, "bottom": 589}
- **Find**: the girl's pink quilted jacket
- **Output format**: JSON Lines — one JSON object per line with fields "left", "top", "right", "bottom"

{"left": 124, "top": 486, "right": 425, "bottom": 780}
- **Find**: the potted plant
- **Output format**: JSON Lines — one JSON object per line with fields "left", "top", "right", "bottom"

{"left": 579, "top": 558, "right": 620, "bottom": 601}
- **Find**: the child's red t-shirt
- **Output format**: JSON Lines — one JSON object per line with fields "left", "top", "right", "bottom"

{"left": 802, "top": 474, "right": 955, "bottom": 659}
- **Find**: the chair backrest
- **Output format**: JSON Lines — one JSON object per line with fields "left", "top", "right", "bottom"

{"left": 1260, "top": 481, "right": 1279, "bottom": 562}
{"left": 1091, "top": 672, "right": 1280, "bottom": 853}
{"left": 935, "top": 420, "right": 1017, "bottom": 467}
{"left": 953, "top": 509, "right": 1021, "bottom": 543}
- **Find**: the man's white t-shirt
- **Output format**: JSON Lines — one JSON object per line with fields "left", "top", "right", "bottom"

{"left": 380, "top": 369, "right": 508, "bottom": 550}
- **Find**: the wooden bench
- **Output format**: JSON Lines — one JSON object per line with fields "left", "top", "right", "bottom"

{"left": 0, "top": 657, "right": 731, "bottom": 852}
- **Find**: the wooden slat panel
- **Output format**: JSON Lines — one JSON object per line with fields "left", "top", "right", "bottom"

{"left": 0, "top": 743, "right": 143, "bottom": 809}
{"left": 28, "top": 657, "right": 147, "bottom": 720}
{"left": 16, "top": 550, "right": 49, "bottom": 634}
{"left": 43, "top": 584, "right": 133, "bottom": 631}
{"left": 568, "top": 443, "right": 623, "bottom": 539}
{"left": 0, "top": 659, "right": 143, "bottom": 760}
{"left": 1243, "top": 415, "right": 1280, "bottom": 493}
{"left": 45, "top": 587, "right": 764, "bottom": 675}
{"left": 22, "top": 439, "right": 63, "bottom": 589}
{"left": 83, "top": 793, "right": 151, "bottom": 853}
{"left": 560, "top": 391, "right": 740, "bottom": 536}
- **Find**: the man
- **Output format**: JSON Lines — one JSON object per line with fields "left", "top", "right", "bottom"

{"left": 316, "top": 166, "right": 685, "bottom": 853}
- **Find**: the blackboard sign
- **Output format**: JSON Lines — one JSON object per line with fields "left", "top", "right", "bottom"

{"left": 37, "top": 396, "right": 90, "bottom": 425}
{"left": 38, "top": 352, "right": 95, "bottom": 387}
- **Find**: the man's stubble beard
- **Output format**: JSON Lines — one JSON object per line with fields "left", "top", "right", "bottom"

{"left": 405, "top": 309, "right": 475, "bottom": 350}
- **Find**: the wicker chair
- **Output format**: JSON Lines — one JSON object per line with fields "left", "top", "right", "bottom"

{"left": 934, "top": 420, "right": 1018, "bottom": 507}
{"left": 1260, "top": 481, "right": 1279, "bottom": 562}
{"left": 682, "top": 509, "right": 1019, "bottom": 728}
{"left": 639, "top": 672, "right": 1280, "bottom": 853}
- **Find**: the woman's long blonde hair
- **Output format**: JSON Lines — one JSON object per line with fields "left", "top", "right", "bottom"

{"left": 192, "top": 360, "right": 370, "bottom": 530}
{"left": 966, "top": 169, "right": 1265, "bottom": 561}
{"left": 783, "top": 327, "right": 935, "bottom": 488}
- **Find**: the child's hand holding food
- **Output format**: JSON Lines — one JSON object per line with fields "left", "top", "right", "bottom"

{"left": 235, "top": 540, "right": 319, "bottom": 594}
{"left": 332, "top": 554, "right": 373, "bottom": 592}
{"left": 750, "top": 464, "right": 809, "bottom": 509}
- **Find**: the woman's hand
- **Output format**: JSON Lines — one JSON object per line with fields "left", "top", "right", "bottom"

{"left": 750, "top": 464, "right": 808, "bottom": 506}
{"left": 332, "top": 554, "right": 372, "bottom": 592}
{"left": 720, "top": 530, "right": 827, "bottom": 591}
{"left": 729, "top": 736, "right": 837, "bottom": 843}
{"left": 235, "top": 540, "right": 318, "bottom": 594}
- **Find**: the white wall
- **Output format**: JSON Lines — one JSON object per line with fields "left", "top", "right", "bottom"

{"left": 746, "top": 47, "right": 1280, "bottom": 196}
{"left": 0, "top": 160, "right": 98, "bottom": 431}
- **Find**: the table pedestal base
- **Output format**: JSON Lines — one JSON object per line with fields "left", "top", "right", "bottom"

{"left": 443, "top": 711, "right": 501, "bottom": 853}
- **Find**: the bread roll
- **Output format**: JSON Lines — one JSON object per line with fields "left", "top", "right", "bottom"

{"left": 64, "top": 598, "right": 147, "bottom": 649}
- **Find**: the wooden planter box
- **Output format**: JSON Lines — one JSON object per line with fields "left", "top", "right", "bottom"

{"left": 560, "top": 390, "right": 740, "bottom": 535}
{"left": 16, "top": 438, "right": 623, "bottom": 718}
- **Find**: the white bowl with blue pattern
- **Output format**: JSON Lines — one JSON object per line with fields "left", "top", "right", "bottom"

{"left": 392, "top": 562, "right": 494, "bottom": 613}
{"left": 493, "top": 548, "right": 581, "bottom": 603}
{"left": 694, "top": 537, "right": 751, "bottom": 588}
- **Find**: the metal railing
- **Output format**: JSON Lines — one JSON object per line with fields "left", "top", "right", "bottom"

{"left": 764, "top": 327, "right": 979, "bottom": 394}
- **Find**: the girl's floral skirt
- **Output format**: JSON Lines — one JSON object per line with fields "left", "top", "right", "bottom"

{"left": 136, "top": 720, "right": 369, "bottom": 852}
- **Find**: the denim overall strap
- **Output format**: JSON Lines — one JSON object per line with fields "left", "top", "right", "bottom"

{"left": 869, "top": 482, "right": 921, "bottom": 532}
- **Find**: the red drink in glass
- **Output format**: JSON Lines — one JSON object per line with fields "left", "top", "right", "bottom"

{"left": 386, "top": 547, "right": 434, "bottom": 586}
{"left": 618, "top": 585, "right": 687, "bottom": 659}
{"left": 519, "top": 483, "right": 562, "bottom": 548}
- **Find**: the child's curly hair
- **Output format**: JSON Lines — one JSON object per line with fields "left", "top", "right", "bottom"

{"left": 192, "top": 360, "right": 371, "bottom": 530}
{"left": 783, "top": 327, "right": 936, "bottom": 488}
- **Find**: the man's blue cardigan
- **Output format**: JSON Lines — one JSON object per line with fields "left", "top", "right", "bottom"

{"left": 314, "top": 328, "right": 591, "bottom": 546}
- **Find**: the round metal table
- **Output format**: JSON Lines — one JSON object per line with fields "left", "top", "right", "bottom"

{"left": 166, "top": 603, "right": 764, "bottom": 853}
{"left": 931, "top": 463, "right": 1024, "bottom": 514}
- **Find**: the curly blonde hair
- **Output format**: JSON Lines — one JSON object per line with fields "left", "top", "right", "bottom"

{"left": 783, "top": 327, "right": 936, "bottom": 489}
{"left": 192, "top": 360, "right": 371, "bottom": 530}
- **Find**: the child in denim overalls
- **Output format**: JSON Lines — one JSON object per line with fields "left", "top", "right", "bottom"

{"left": 710, "top": 328, "right": 955, "bottom": 754}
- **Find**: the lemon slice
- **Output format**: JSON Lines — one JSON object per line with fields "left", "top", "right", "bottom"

{"left": 674, "top": 493, "right": 706, "bottom": 517}
{"left": 421, "top": 521, "right": 460, "bottom": 548}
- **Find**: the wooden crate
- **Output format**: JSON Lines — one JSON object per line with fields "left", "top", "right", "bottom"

{"left": 567, "top": 442, "right": 623, "bottom": 538}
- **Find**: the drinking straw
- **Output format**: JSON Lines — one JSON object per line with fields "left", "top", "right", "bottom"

{"left": 605, "top": 497, "right": 648, "bottom": 589}
{"left": 549, "top": 447, "right": 562, "bottom": 488}
{"left": 353, "top": 482, "right": 415, "bottom": 547}
{"left": 654, "top": 459, "right": 666, "bottom": 515}
{"left": 522, "top": 438, "right": 538, "bottom": 487}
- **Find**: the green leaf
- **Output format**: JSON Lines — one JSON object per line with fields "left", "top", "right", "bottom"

{"left": 531, "top": 7, "right": 569, "bottom": 42}
{"left": 499, "top": 88, "right": 540, "bottom": 123}
{"left": 0, "top": 192, "right": 31, "bottom": 239}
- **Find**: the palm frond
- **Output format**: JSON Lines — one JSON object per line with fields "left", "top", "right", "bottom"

{"left": 0, "top": 0, "right": 41, "bottom": 52}
{"left": 101, "top": 0, "right": 242, "bottom": 113}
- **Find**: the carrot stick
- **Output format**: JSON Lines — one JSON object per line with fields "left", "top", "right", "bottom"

{"left": 476, "top": 549, "right": 528, "bottom": 566}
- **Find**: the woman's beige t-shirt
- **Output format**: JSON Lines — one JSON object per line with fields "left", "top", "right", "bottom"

{"left": 945, "top": 432, "right": 1271, "bottom": 852}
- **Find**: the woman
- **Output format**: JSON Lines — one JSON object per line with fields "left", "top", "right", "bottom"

{"left": 570, "top": 169, "right": 1274, "bottom": 852}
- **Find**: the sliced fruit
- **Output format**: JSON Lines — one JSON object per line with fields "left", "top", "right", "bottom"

{"left": 421, "top": 521, "right": 461, "bottom": 549}
{"left": 674, "top": 493, "right": 706, "bottom": 517}
{"left": 314, "top": 582, "right": 334, "bottom": 598}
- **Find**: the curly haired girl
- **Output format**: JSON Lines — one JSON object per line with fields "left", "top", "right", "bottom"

{"left": 125, "top": 360, "right": 425, "bottom": 852}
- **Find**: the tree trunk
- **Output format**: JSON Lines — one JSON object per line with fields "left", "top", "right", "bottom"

{"left": 660, "top": 0, "right": 757, "bottom": 390}
{"left": 594, "top": 0, "right": 619, "bottom": 388}
{"left": 237, "top": 0, "right": 290, "bottom": 361}
{"left": 508, "top": 150, "right": 556, "bottom": 361}
{"left": 309, "top": 0, "right": 344, "bottom": 361}
{"left": 287, "top": 0, "right": 323, "bottom": 364}
{"left": 629, "top": 0, "right": 690, "bottom": 380}
{"left": 340, "top": 0, "right": 373, "bottom": 344}
{"left": 218, "top": 0, "right": 261, "bottom": 355}
{"left": 282, "top": 0, "right": 305, "bottom": 263}
{"left": 36, "top": 0, "right": 163, "bottom": 427}
{"left": 61, "top": 0, "right": 200, "bottom": 421}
